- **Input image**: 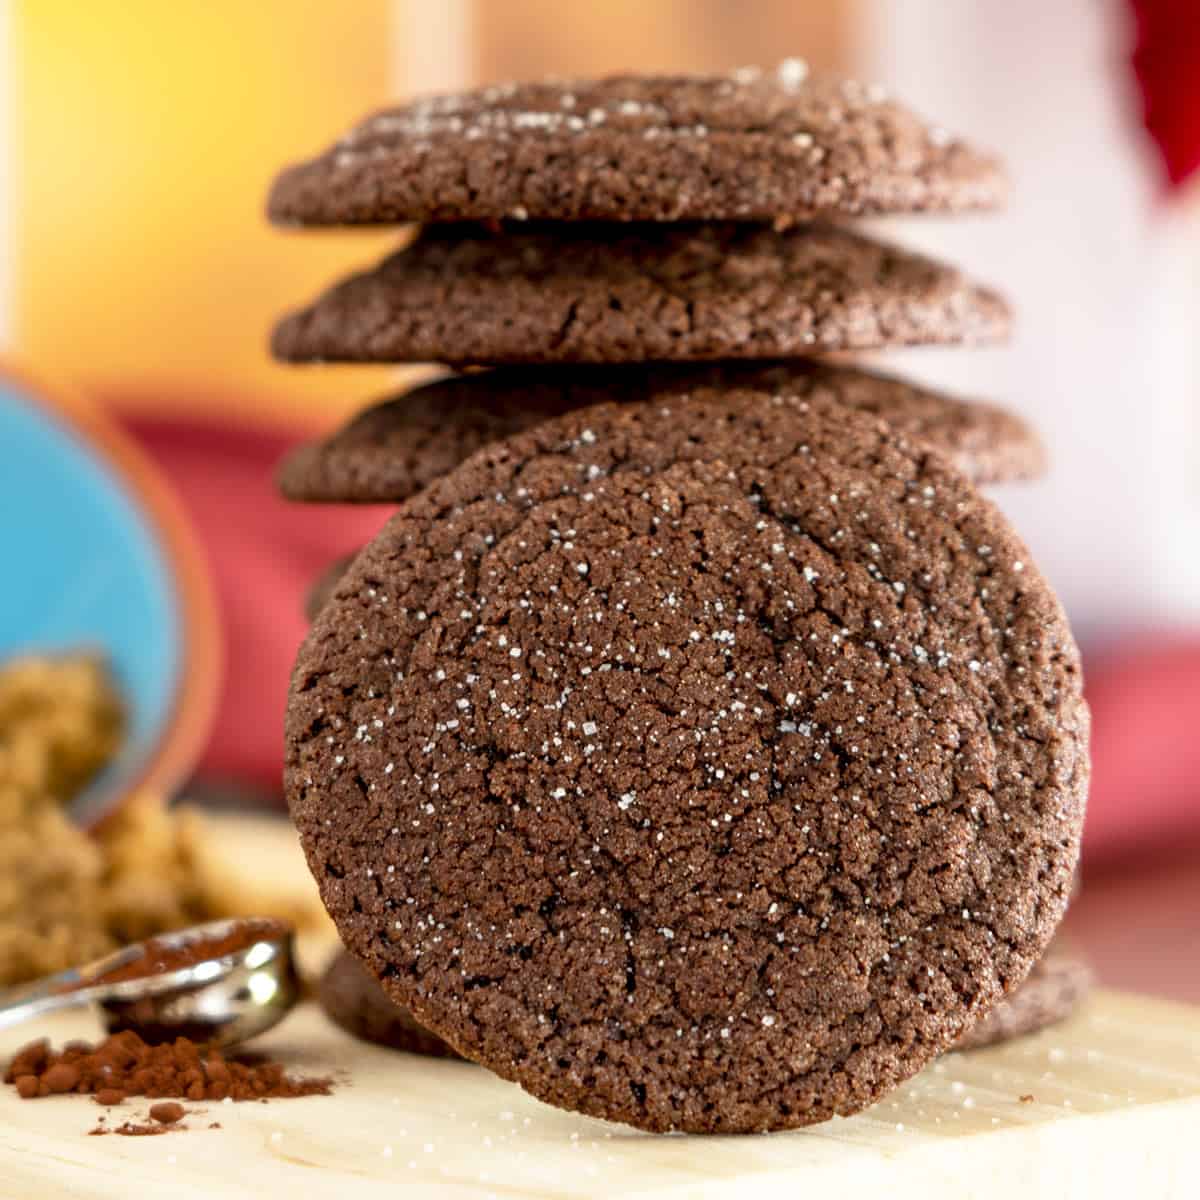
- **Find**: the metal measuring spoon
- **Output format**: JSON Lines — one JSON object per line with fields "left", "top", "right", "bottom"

{"left": 0, "top": 918, "right": 300, "bottom": 1048}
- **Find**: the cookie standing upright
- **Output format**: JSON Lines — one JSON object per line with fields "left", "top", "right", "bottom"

{"left": 286, "top": 394, "right": 1088, "bottom": 1133}
{"left": 268, "top": 62, "right": 1006, "bottom": 226}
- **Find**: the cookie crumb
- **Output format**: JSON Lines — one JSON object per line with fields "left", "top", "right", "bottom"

{"left": 93, "top": 1120, "right": 175, "bottom": 1137}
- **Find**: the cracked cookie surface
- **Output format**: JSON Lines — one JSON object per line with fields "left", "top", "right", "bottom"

{"left": 267, "top": 63, "right": 1004, "bottom": 226}
{"left": 278, "top": 362, "right": 1042, "bottom": 507}
{"left": 271, "top": 221, "right": 1010, "bottom": 367}
{"left": 286, "top": 392, "right": 1087, "bottom": 1133}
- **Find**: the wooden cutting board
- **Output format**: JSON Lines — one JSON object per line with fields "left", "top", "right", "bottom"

{"left": 2, "top": 989, "right": 1198, "bottom": 1198}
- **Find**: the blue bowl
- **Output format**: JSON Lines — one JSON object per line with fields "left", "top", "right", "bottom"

{"left": 0, "top": 366, "right": 216, "bottom": 825}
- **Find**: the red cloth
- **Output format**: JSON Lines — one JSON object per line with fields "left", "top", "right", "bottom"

{"left": 124, "top": 415, "right": 393, "bottom": 797}
{"left": 1083, "top": 634, "right": 1200, "bottom": 864}
{"left": 124, "top": 418, "right": 1200, "bottom": 855}
{"left": 1130, "top": 0, "right": 1200, "bottom": 189}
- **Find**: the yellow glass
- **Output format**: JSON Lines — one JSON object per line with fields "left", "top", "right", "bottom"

{"left": 12, "top": 0, "right": 401, "bottom": 427}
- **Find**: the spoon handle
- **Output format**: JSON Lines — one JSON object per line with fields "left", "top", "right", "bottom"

{"left": 0, "top": 942, "right": 150, "bottom": 1030}
{"left": 0, "top": 975, "right": 84, "bottom": 1030}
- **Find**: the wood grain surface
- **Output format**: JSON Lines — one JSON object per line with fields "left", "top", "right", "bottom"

{"left": 2, "top": 990, "right": 1198, "bottom": 1198}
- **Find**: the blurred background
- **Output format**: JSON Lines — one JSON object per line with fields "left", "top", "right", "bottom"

{"left": 0, "top": 1, "right": 1196, "bottom": 999}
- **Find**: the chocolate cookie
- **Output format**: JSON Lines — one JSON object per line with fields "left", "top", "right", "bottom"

{"left": 956, "top": 943, "right": 1094, "bottom": 1051}
{"left": 278, "top": 362, "right": 1043, "bottom": 506}
{"left": 267, "top": 63, "right": 1005, "bottom": 226}
{"left": 318, "top": 949, "right": 460, "bottom": 1057}
{"left": 305, "top": 554, "right": 357, "bottom": 622}
{"left": 272, "top": 221, "right": 1010, "bottom": 367}
{"left": 286, "top": 392, "right": 1088, "bottom": 1133}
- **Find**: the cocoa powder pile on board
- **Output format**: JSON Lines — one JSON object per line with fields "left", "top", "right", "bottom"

{"left": 5, "top": 1029, "right": 332, "bottom": 1104}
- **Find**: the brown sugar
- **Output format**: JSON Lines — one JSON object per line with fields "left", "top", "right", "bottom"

{"left": 1, "top": 652, "right": 336, "bottom": 991}
{"left": 0, "top": 654, "right": 215, "bottom": 987}
{"left": 5, "top": 1030, "right": 332, "bottom": 1103}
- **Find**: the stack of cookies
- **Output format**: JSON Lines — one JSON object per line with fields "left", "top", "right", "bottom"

{"left": 267, "top": 64, "right": 1089, "bottom": 1134}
